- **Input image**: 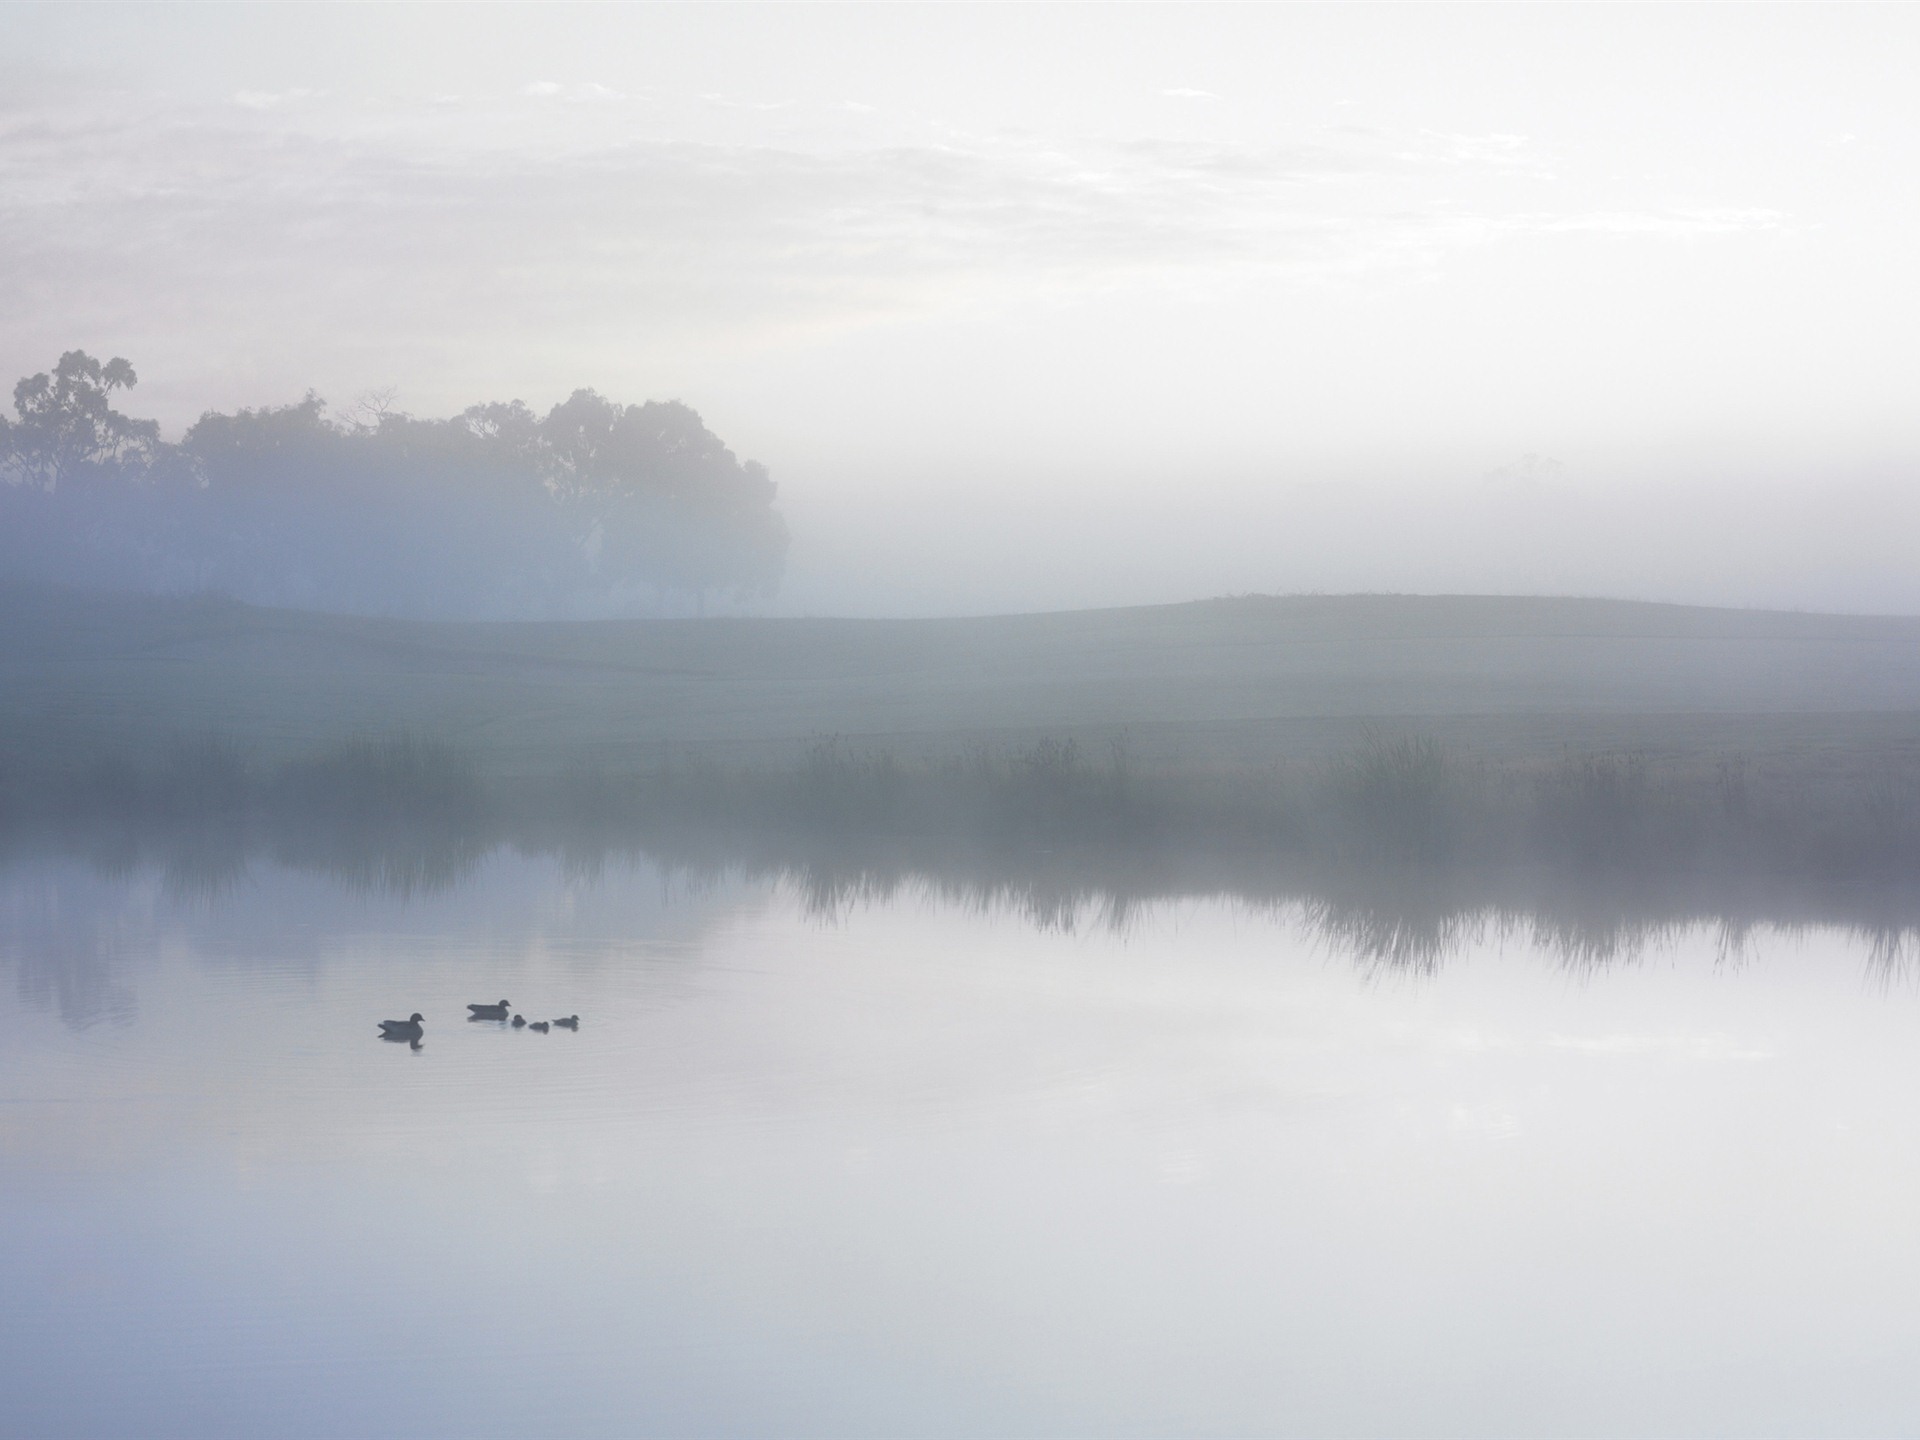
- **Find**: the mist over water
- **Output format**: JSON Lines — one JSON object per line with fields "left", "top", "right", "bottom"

{"left": 7, "top": 5, "right": 1920, "bottom": 1434}
{"left": 7, "top": 847, "right": 1920, "bottom": 1437}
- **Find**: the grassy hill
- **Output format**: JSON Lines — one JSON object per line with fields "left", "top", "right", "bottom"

{"left": 7, "top": 584, "right": 1920, "bottom": 930}
{"left": 4, "top": 585, "right": 1920, "bottom": 783}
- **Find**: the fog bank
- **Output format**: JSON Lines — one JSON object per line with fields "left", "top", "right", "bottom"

{"left": 5, "top": 6, "right": 1919, "bottom": 616}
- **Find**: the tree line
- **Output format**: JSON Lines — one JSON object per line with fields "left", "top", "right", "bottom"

{"left": 0, "top": 351, "right": 788, "bottom": 616}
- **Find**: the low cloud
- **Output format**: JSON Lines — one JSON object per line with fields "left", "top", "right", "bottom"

{"left": 230, "top": 88, "right": 321, "bottom": 110}
{"left": 0, "top": 92, "right": 1775, "bottom": 302}
{"left": 523, "top": 80, "right": 623, "bottom": 103}
{"left": 0, "top": 83, "right": 1792, "bottom": 431}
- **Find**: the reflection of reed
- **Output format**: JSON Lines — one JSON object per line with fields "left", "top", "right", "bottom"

{"left": 264, "top": 736, "right": 492, "bottom": 899}
{"left": 8, "top": 827, "right": 1920, "bottom": 1035}
{"left": 629, "top": 810, "right": 1920, "bottom": 977}
{"left": 1864, "top": 928, "right": 1920, "bottom": 988}
{"left": 1300, "top": 895, "right": 1490, "bottom": 976}
{"left": 6, "top": 731, "right": 1920, "bottom": 982}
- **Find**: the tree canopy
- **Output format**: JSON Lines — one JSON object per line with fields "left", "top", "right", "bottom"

{"left": 0, "top": 351, "right": 161, "bottom": 491}
{"left": 0, "top": 353, "right": 787, "bottom": 617}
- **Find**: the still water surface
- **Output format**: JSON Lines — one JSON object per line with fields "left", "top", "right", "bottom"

{"left": 4, "top": 850, "right": 1920, "bottom": 1437}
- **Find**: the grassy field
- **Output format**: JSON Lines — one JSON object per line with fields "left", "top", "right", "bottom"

{"left": 6, "top": 584, "right": 1920, "bottom": 952}
{"left": 5, "top": 583, "right": 1920, "bottom": 785}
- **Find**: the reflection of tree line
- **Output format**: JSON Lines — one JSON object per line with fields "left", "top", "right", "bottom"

{"left": 4, "top": 733, "right": 1919, "bottom": 988}
{"left": 0, "top": 875, "right": 138, "bottom": 1031}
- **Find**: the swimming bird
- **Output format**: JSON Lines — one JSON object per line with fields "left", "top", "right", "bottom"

{"left": 466, "top": 1000, "right": 511, "bottom": 1021}
{"left": 511, "top": 1015, "right": 527, "bottom": 1028}
{"left": 528, "top": 1020, "right": 550, "bottom": 1033}
{"left": 378, "top": 1013, "right": 425, "bottom": 1042}
{"left": 553, "top": 1015, "right": 579, "bottom": 1030}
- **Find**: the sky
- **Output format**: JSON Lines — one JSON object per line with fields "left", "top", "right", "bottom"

{"left": 4, "top": 4, "right": 1919, "bottom": 615}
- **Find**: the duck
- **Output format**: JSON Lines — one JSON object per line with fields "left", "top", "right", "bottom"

{"left": 528, "top": 1020, "right": 550, "bottom": 1033}
{"left": 378, "top": 1013, "right": 425, "bottom": 1042}
{"left": 553, "top": 1015, "right": 579, "bottom": 1030}
{"left": 466, "top": 1000, "right": 511, "bottom": 1021}
{"left": 511, "top": 1014, "right": 527, "bottom": 1028}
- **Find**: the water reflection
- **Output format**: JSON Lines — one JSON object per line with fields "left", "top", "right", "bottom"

{"left": 6, "top": 836, "right": 1920, "bottom": 1436}
{"left": 0, "top": 861, "right": 140, "bottom": 1029}
{"left": 13, "top": 780, "right": 1920, "bottom": 980}
{"left": 5, "top": 829, "right": 1920, "bottom": 1034}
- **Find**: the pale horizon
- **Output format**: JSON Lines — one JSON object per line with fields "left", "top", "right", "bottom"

{"left": 5, "top": 4, "right": 1918, "bottom": 616}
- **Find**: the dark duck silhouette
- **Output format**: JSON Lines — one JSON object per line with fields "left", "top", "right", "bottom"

{"left": 378, "top": 1013, "right": 425, "bottom": 1043}
{"left": 511, "top": 1015, "right": 527, "bottom": 1028}
{"left": 528, "top": 1020, "right": 550, "bottom": 1033}
{"left": 466, "top": 1000, "right": 511, "bottom": 1021}
{"left": 553, "top": 1015, "right": 579, "bottom": 1030}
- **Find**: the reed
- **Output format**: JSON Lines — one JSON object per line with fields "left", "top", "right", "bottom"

{"left": 4, "top": 728, "right": 1919, "bottom": 948}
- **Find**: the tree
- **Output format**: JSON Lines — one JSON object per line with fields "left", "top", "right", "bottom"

{"left": 0, "top": 351, "right": 161, "bottom": 490}
{"left": 536, "top": 389, "right": 788, "bottom": 604}
{"left": 0, "top": 354, "right": 787, "bottom": 615}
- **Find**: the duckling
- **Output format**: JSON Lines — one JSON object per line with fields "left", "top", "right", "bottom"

{"left": 553, "top": 1015, "right": 579, "bottom": 1030}
{"left": 378, "top": 1013, "right": 424, "bottom": 1042}
{"left": 511, "top": 1014, "right": 527, "bottom": 1028}
{"left": 528, "top": 1020, "right": 550, "bottom": 1033}
{"left": 466, "top": 1000, "right": 511, "bottom": 1021}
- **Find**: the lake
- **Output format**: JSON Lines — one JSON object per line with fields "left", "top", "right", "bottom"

{"left": 4, "top": 847, "right": 1919, "bottom": 1437}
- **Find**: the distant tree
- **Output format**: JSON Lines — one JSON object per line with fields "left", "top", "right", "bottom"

{"left": 0, "top": 351, "right": 161, "bottom": 490}
{"left": 0, "top": 354, "right": 787, "bottom": 616}
{"left": 535, "top": 389, "right": 787, "bottom": 606}
{"left": 178, "top": 391, "right": 336, "bottom": 497}
{"left": 455, "top": 399, "right": 544, "bottom": 466}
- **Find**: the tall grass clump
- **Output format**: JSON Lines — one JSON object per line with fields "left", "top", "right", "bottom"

{"left": 1329, "top": 736, "right": 1457, "bottom": 861}
{"left": 949, "top": 736, "right": 1137, "bottom": 839}
{"left": 789, "top": 737, "right": 907, "bottom": 832}
{"left": 265, "top": 734, "right": 491, "bottom": 893}
{"left": 151, "top": 735, "right": 253, "bottom": 822}
{"left": 272, "top": 734, "right": 485, "bottom": 826}
{"left": 1530, "top": 751, "right": 1669, "bottom": 871}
